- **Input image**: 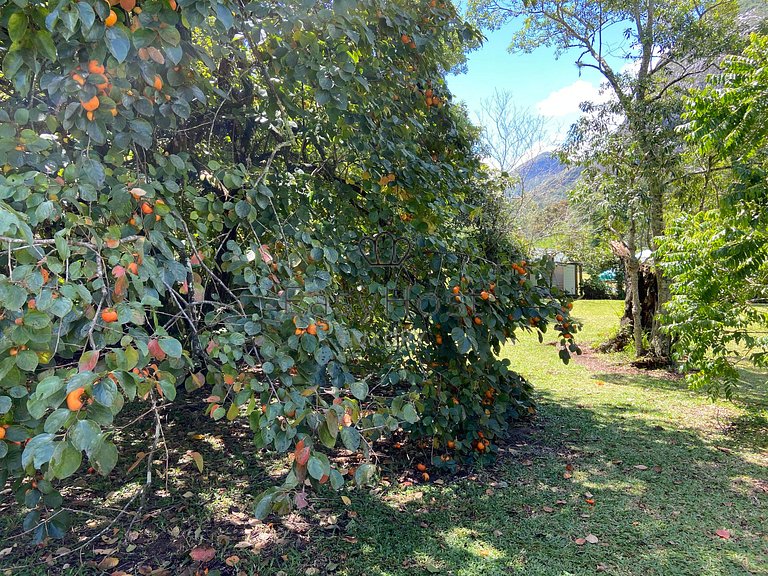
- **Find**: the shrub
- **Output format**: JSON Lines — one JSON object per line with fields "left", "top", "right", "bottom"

{"left": 580, "top": 277, "right": 616, "bottom": 299}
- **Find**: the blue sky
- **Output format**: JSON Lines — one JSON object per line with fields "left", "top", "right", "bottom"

{"left": 447, "top": 21, "right": 629, "bottom": 147}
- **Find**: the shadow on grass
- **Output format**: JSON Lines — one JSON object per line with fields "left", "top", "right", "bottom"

{"left": 2, "top": 390, "right": 767, "bottom": 576}
{"left": 317, "top": 392, "right": 767, "bottom": 576}
{"left": 591, "top": 367, "right": 768, "bottom": 449}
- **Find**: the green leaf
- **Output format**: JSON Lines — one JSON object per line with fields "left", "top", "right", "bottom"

{"left": 158, "top": 26, "right": 180, "bottom": 46}
{"left": 76, "top": 1, "right": 96, "bottom": 31}
{"left": 159, "top": 336, "right": 183, "bottom": 358}
{"left": 90, "top": 437, "right": 118, "bottom": 475}
{"left": 34, "top": 30, "right": 57, "bottom": 61}
{"left": 105, "top": 25, "right": 131, "bottom": 63}
{"left": 50, "top": 441, "right": 82, "bottom": 479}
{"left": 15, "top": 350, "right": 39, "bottom": 372}
{"left": 33, "top": 376, "right": 64, "bottom": 401}
{"left": 329, "top": 468, "right": 344, "bottom": 490}
{"left": 8, "top": 13, "right": 29, "bottom": 42}
{"left": 307, "top": 455, "right": 329, "bottom": 480}
{"left": 0, "top": 395, "right": 11, "bottom": 414}
{"left": 253, "top": 488, "right": 278, "bottom": 520}
{"left": 69, "top": 420, "right": 100, "bottom": 455}
{"left": 350, "top": 379, "right": 368, "bottom": 401}
{"left": 318, "top": 422, "right": 337, "bottom": 449}
{"left": 0, "top": 282, "right": 27, "bottom": 311}
{"left": 23, "top": 310, "right": 51, "bottom": 329}
{"left": 21, "top": 433, "right": 55, "bottom": 469}
{"left": 43, "top": 408, "right": 72, "bottom": 434}
{"left": 340, "top": 426, "right": 360, "bottom": 450}
{"left": 158, "top": 379, "right": 177, "bottom": 401}
{"left": 400, "top": 403, "right": 419, "bottom": 424}
{"left": 215, "top": 3, "right": 233, "bottom": 30}
{"left": 54, "top": 232, "right": 70, "bottom": 260}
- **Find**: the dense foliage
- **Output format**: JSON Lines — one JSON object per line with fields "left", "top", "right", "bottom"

{"left": 0, "top": 0, "right": 579, "bottom": 540}
{"left": 660, "top": 33, "right": 768, "bottom": 398}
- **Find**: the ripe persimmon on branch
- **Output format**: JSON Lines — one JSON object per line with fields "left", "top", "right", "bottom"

{"left": 0, "top": 0, "right": 579, "bottom": 540}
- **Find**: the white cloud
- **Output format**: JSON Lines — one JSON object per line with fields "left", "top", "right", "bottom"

{"left": 535, "top": 80, "right": 611, "bottom": 118}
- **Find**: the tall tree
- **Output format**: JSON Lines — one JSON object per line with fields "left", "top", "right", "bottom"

{"left": 468, "top": 0, "right": 742, "bottom": 357}
{"left": 660, "top": 32, "right": 768, "bottom": 399}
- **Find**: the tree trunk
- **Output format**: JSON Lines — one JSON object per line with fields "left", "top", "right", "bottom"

{"left": 626, "top": 225, "right": 645, "bottom": 356}
{"left": 647, "top": 168, "right": 671, "bottom": 358}
{"left": 601, "top": 239, "right": 659, "bottom": 355}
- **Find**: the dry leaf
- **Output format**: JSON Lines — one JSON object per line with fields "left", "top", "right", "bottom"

{"left": 542, "top": 506, "right": 555, "bottom": 513}
{"left": 189, "top": 546, "right": 216, "bottom": 563}
{"left": 574, "top": 538, "right": 586, "bottom": 546}
{"left": 126, "top": 452, "right": 147, "bottom": 474}
{"left": 585, "top": 499, "right": 596, "bottom": 506}
{"left": 563, "top": 472, "right": 573, "bottom": 479}
{"left": 715, "top": 529, "right": 731, "bottom": 539}
{"left": 96, "top": 557, "right": 119, "bottom": 570}
{"left": 341, "top": 496, "right": 352, "bottom": 506}
{"left": 634, "top": 465, "right": 649, "bottom": 471}
{"left": 585, "top": 534, "right": 599, "bottom": 544}
{"left": 190, "top": 451, "right": 204, "bottom": 473}
{"left": 225, "top": 555, "right": 240, "bottom": 566}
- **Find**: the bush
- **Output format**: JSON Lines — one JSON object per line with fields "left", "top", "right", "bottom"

{"left": 0, "top": 0, "right": 580, "bottom": 539}
{"left": 580, "top": 277, "right": 617, "bottom": 299}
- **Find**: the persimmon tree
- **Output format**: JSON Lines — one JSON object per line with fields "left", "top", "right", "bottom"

{"left": 0, "top": 0, "right": 578, "bottom": 540}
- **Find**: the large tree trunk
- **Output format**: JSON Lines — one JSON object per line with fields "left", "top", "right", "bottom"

{"left": 646, "top": 164, "right": 671, "bottom": 358}
{"left": 600, "top": 240, "right": 658, "bottom": 355}
{"left": 626, "top": 224, "right": 645, "bottom": 356}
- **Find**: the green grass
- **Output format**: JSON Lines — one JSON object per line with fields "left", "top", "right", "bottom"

{"left": 1, "top": 300, "right": 766, "bottom": 575}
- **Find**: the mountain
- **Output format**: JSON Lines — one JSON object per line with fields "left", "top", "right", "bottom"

{"left": 510, "top": 152, "right": 582, "bottom": 206}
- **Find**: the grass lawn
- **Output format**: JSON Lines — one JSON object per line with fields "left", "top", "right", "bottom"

{"left": 1, "top": 300, "right": 766, "bottom": 575}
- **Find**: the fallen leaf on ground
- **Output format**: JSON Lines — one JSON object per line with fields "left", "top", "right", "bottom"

{"left": 574, "top": 538, "right": 586, "bottom": 546}
{"left": 189, "top": 546, "right": 216, "bottom": 562}
{"left": 96, "top": 557, "right": 119, "bottom": 570}
{"left": 633, "top": 465, "right": 649, "bottom": 470}
{"left": 715, "top": 529, "right": 731, "bottom": 539}
{"left": 225, "top": 555, "right": 240, "bottom": 566}
{"left": 542, "top": 506, "right": 555, "bottom": 513}
{"left": 586, "top": 534, "right": 599, "bottom": 544}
